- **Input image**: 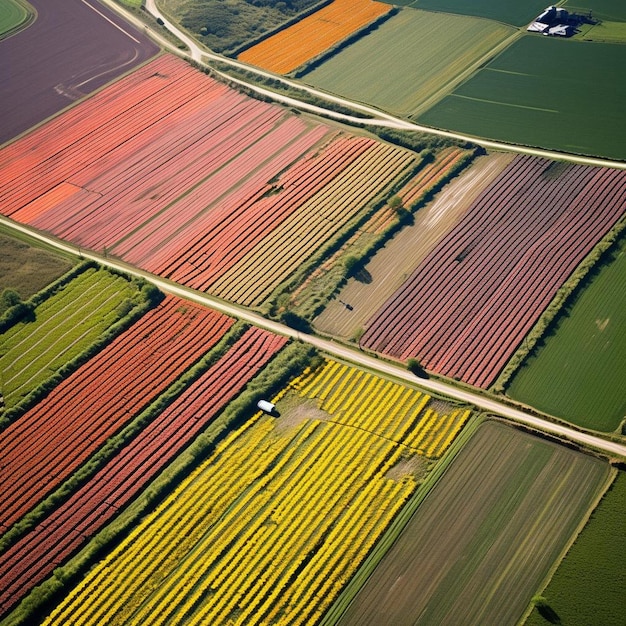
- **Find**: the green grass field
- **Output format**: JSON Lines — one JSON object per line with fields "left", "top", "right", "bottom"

{"left": 564, "top": 0, "right": 626, "bottom": 21}
{"left": 0, "top": 267, "right": 141, "bottom": 408}
{"left": 506, "top": 238, "right": 626, "bottom": 433}
{"left": 418, "top": 35, "right": 626, "bottom": 161}
{"left": 383, "top": 0, "right": 548, "bottom": 27}
{"left": 335, "top": 421, "right": 610, "bottom": 626}
{"left": 526, "top": 470, "right": 625, "bottom": 626}
{"left": 302, "top": 9, "right": 514, "bottom": 116}
{"left": 0, "top": 0, "right": 31, "bottom": 38}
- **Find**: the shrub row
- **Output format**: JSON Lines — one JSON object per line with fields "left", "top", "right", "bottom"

{"left": 0, "top": 261, "right": 96, "bottom": 334}
{"left": 287, "top": 148, "right": 476, "bottom": 322}
{"left": 0, "top": 273, "right": 163, "bottom": 428}
{"left": 265, "top": 154, "right": 424, "bottom": 321}
{"left": 6, "top": 339, "right": 311, "bottom": 626}
{"left": 0, "top": 320, "right": 249, "bottom": 556}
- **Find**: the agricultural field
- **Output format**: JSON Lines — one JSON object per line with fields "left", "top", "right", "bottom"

{"left": 314, "top": 151, "right": 513, "bottom": 338}
{"left": 506, "top": 236, "right": 626, "bottom": 433}
{"left": 525, "top": 471, "right": 626, "bottom": 626}
{"left": 0, "top": 295, "right": 229, "bottom": 533}
{"left": 385, "top": 0, "right": 549, "bottom": 27}
{"left": 0, "top": 54, "right": 418, "bottom": 309}
{"left": 0, "top": 0, "right": 158, "bottom": 145}
{"left": 0, "top": 325, "right": 288, "bottom": 618}
{"left": 333, "top": 421, "right": 611, "bottom": 626}
{"left": 0, "top": 0, "right": 31, "bottom": 38}
{"left": 418, "top": 36, "right": 626, "bottom": 161}
{"left": 0, "top": 265, "right": 143, "bottom": 410}
{"left": 159, "top": 0, "right": 320, "bottom": 53}
{"left": 43, "top": 360, "right": 472, "bottom": 625}
{"left": 0, "top": 231, "right": 73, "bottom": 311}
{"left": 238, "top": 0, "right": 391, "bottom": 74}
{"left": 564, "top": 0, "right": 626, "bottom": 21}
{"left": 301, "top": 8, "right": 514, "bottom": 116}
{"left": 361, "top": 155, "right": 626, "bottom": 388}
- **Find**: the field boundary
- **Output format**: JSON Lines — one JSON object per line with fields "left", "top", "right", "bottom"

{"left": 0, "top": 266, "right": 160, "bottom": 427}
{"left": 320, "top": 412, "right": 485, "bottom": 625}
{"left": 518, "top": 466, "right": 618, "bottom": 625}
{"left": 1, "top": 341, "right": 312, "bottom": 626}
{"left": 493, "top": 214, "right": 626, "bottom": 393}
{"left": 0, "top": 0, "right": 35, "bottom": 41}
{"left": 292, "top": 7, "right": 398, "bottom": 78}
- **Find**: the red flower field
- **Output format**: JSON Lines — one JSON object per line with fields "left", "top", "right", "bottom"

{"left": 0, "top": 326, "right": 286, "bottom": 617}
{"left": 361, "top": 155, "right": 626, "bottom": 387}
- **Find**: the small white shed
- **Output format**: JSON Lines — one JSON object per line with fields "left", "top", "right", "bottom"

{"left": 257, "top": 400, "right": 275, "bottom": 414}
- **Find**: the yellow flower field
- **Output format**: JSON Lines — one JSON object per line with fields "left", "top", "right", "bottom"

{"left": 45, "top": 360, "right": 470, "bottom": 625}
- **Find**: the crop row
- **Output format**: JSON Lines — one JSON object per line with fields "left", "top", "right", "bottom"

{"left": 43, "top": 384, "right": 419, "bottom": 624}
{"left": 0, "top": 296, "right": 231, "bottom": 531}
{"left": 0, "top": 54, "right": 422, "bottom": 307}
{"left": 399, "top": 146, "right": 470, "bottom": 208}
{"left": 238, "top": 0, "right": 390, "bottom": 74}
{"left": 0, "top": 327, "right": 286, "bottom": 618}
{"left": 210, "top": 141, "right": 417, "bottom": 306}
{"left": 0, "top": 56, "right": 211, "bottom": 217}
{"left": 1, "top": 268, "right": 137, "bottom": 408}
{"left": 160, "top": 133, "right": 373, "bottom": 290}
{"left": 291, "top": 359, "right": 469, "bottom": 458}
{"left": 362, "top": 155, "right": 626, "bottom": 387}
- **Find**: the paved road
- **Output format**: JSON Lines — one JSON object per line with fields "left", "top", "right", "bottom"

{"left": 3, "top": 216, "right": 625, "bottom": 459}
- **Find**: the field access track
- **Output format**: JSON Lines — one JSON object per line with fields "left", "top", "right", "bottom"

{"left": 0, "top": 295, "right": 232, "bottom": 532}
{"left": 0, "top": 327, "right": 286, "bottom": 618}
{"left": 362, "top": 155, "right": 626, "bottom": 387}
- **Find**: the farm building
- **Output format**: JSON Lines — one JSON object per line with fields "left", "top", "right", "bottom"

{"left": 528, "top": 5, "right": 573, "bottom": 36}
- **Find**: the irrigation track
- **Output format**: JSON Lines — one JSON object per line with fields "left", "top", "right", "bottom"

{"left": 2, "top": 216, "right": 625, "bottom": 460}
{"left": 98, "top": 0, "right": 626, "bottom": 171}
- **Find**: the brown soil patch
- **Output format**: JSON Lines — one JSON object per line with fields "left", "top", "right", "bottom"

{"left": 385, "top": 452, "right": 429, "bottom": 482}
{"left": 273, "top": 394, "right": 330, "bottom": 434}
{"left": 0, "top": 233, "right": 73, "bottom": 311}
{"left": 313, "top": 152, "right": 515, "bottom": 339}
{"left": 595, "top": 318, "right": 610, "bottom": 332}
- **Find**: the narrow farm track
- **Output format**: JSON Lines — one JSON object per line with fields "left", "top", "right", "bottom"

{"left": 2, "top": 217, "right": 624, "bottom": 461}
{"left": 101, "top": 0, "right": 626, "bottom": 171}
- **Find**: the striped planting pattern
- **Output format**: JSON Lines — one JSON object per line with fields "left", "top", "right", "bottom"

{"left": 43, "top": 360, "right": 470, "bottom": 625}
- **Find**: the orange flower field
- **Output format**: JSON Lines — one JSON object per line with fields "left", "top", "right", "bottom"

{"left": 238, "top": 0, "right": 390, "bottom": 74}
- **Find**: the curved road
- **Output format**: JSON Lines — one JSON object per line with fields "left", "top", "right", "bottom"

{"left": 3, "top": 216, "right": 625, "bottom": 459}
{"left": 105, "top": 0, "right": 626, "bottom": 171}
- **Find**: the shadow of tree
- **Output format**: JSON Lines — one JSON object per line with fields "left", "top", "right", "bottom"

{"left": 538, "top": 604, "right": 562, "bottom": 624}
{"left": 355, "top": 268, "right": 372, "bottom": 284}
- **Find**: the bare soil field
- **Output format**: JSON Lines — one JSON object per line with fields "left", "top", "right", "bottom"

{"left": 336, "top": 421, "right": 611, "bottom": 626}
{"left": 0, "top": 0, "right": 158, "bottom": 145}
{"left": 314, "top": 152, "right": 514, "bottom": 339}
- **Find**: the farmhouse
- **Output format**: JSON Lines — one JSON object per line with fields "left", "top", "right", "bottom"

{"left": 527, "top": 5, "right": 574, "bottom": 36}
